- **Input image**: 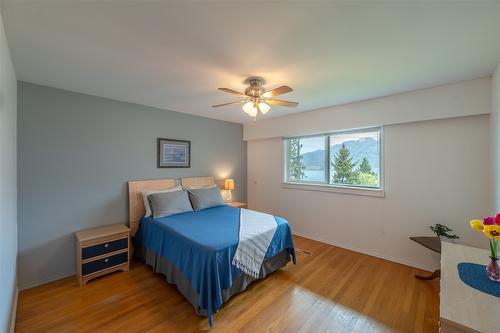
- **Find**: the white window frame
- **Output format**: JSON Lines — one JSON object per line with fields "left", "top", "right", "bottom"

{"left": 282, "top": 126, "right": 384, "bottom": 197}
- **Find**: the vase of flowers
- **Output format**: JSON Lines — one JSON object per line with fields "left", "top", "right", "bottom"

{"left": 470, "top": 214, "right": 500, "bottom": 282}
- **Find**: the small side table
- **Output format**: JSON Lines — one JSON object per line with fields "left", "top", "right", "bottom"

{"left": 409, "top": 236, "right": 441, "bottom": 280}
{"left": 76, "top": 224, "right": 130, "bottom": 286}
{"left": 440, "top": 243, "right": 499, "bottom": 332}
{"left": 227, "top": 201, "right": 247, "bottom": 208}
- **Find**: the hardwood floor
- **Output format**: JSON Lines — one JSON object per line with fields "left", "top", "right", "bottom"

{"left": 15, "top": 236, "right": 439, "bottom": 333}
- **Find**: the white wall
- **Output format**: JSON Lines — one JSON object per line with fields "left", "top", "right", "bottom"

{"left": 245, "top": 77, "right": 491, "bottom": 140}
{"left": 493, "top": 64, "right": 500, "bottom": 212}
{"left": 246, "top": 80, "right": 492, "bottom": 272}
{"left": 0, "top": 8, "right": 17, "bottom": 333}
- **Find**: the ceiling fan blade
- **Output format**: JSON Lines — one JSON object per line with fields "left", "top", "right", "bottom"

{"left": 218, "top": 88, "right": 247, "bottom": 96}
{"left": 263, "top": 85, "right": 293, "bottom": 98}
{"left": 212, "top": 100, "right": 244, "bottom": 107}
{"left": 266, "top": 99, "right": 299, "bottom": 107}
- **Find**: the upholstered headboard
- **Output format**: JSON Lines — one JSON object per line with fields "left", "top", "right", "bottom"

{"left": 127, "top": 178, "right": 177, "bottom": 236}
{"left": 180, "top": 176, "right": 215, "bottom": 188}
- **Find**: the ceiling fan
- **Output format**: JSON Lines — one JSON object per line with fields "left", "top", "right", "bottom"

{"left": 212, "top": 78, "right": 298, "bottom": 119}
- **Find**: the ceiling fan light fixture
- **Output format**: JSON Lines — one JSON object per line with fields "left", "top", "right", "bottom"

{"left": 242, "top": 101, "right": 258, "bottom": 117}
{"left": 258, "top": 102, "right": 270, "bottom": 114}
{"left": 215, "top": 78, "right": 297, "bottom": 120}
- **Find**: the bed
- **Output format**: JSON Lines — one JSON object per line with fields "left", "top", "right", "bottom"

{"left": 128, "top": 177, "right": 295, "bottom": 325}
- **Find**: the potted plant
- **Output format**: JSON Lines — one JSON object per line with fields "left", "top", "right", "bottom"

{"left": 469, "top": 214, "right": 500, "bottom": 282}
{"left": 430, "top": 224, "right": 459, "bottom": 240}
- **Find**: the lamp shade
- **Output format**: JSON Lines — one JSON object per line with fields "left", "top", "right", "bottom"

{"left": 242, "top": 101, "right": 258, "bottom": 117}
{"left": 224, "top": 179, "right": 235, "bottom": 190}
{"left": 258, "top": 102, "right": 270, "bottom": 114}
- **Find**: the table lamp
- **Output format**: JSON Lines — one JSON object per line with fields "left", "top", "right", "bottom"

{"left": 224, "top": 179, "right": 235, "bottom": 203}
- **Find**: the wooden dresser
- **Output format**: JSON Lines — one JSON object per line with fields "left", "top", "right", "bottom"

{"left": 75, "top": 224, "right": 130, "bottom": 286}
{"left": 440, "top": 242, "right": 499, "bottom": 333}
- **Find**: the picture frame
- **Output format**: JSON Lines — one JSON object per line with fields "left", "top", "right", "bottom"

{"left": 157, "top": 138, "right": 191, "bottom": 168}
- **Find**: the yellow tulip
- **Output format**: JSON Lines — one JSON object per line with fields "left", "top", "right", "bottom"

{"left": 470, "top": 219, "right": 484, "bottom": 231}
{"left": 483, "top": 225, "right": 500, "bottom": 240}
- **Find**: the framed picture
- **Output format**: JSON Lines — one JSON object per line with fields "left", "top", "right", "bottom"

{"left": 157, "top": 138, "right": 191, "bottom": 168}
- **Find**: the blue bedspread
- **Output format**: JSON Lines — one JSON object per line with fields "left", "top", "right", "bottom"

{"left": 134, "top": 205, "right": 295, "bottom": 324}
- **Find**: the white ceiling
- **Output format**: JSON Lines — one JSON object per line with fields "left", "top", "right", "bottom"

{"left": 2, "top": 1, "right": 500, "bottom": 124}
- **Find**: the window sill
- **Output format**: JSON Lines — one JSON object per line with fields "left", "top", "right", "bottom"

{"left": 282, "top": 182, "right": 385, "bottom": 197}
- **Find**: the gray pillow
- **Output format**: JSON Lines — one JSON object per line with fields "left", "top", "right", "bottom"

{"left": 148, "top": 190, "right": 193, "bottom": 218}
{"left": 188, "top": 186, "right": 225, "bottom": 211}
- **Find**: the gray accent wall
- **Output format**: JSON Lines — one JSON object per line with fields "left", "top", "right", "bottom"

{"left": 17, "top": 82, "right": 247, "bottom": 289}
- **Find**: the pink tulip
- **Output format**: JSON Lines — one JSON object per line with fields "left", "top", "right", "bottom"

{"left": 483, "top": 216, "right": 495, "bottom": 225}
{"left": 496, "top": 214, "right": 500, "bottom": 225}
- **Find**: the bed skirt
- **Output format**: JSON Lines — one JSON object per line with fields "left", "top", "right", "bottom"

{"left": 135, "top": 246, "right": 291, "bottom": 317}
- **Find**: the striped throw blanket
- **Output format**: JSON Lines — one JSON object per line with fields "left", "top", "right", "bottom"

{"left": 232, "top": 208, "right": 277, "bottom": 278}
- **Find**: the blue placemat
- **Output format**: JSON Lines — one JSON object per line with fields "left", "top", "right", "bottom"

{"left": 457, "top": 262, "right": 500, "bottom": 297}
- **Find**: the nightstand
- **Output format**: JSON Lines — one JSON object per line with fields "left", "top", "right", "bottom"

{"left": 227, "top": 201, "right": 247, "bottom": 208}
{"left": 75, "top": 224, "right": 130, "bottom": 286}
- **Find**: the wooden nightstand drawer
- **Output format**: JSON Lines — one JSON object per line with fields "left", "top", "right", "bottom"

{"left": 82, "top": 237, "right": 128, "bottom": 260}
{"left": 82, "top": 252, "right": 128, "bottom": 276}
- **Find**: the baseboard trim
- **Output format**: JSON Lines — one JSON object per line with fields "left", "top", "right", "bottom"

{"left": 20, "top": 271, "right": 75, "bottom": 291}
{"left": 293, "top": 231, "right": 437, "bottom": 273}
{"left": 9, "top": 286, "right": 18, "bottom": 333}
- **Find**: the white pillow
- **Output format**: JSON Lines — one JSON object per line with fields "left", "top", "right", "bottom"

{"left": 142, "top": 185, "right": 182, "bottom": 217}
{"left": 184, "top": 184, "right": 217, "bottom": 190}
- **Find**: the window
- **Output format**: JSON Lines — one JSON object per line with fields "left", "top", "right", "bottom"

{"left": 284, "top": 127, "right": 382, "bottom": 190}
